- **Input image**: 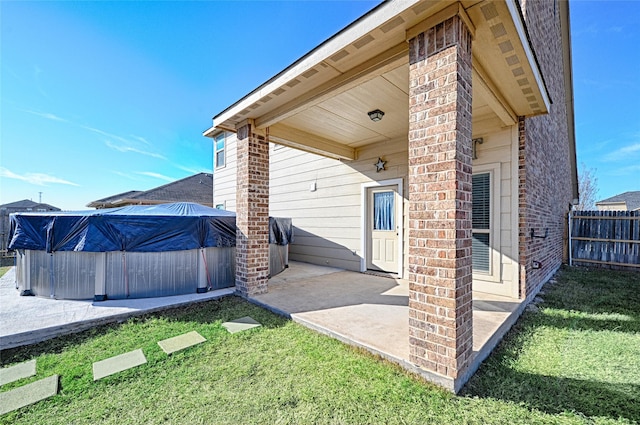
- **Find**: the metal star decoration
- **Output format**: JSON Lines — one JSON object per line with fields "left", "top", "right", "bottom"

{"left": 374, "top": 157, "right": 386, "bottom": 172}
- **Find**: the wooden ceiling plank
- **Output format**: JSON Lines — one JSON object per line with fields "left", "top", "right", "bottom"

{"left": 255, "top": 42, "right": 409, "bottom": 129}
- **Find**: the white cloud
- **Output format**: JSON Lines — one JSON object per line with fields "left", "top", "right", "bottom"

{"left": 135, "top": 172, "right": 174, "bottom": 182}
{"left": 21, "top": 109, "right": 67, "bottom": 122}
{"left": 603, "top": 143, "right": 640, "bottom": 162}
{"left": 0, "top": 167, "right": 79, "bottom": 187}
{"left": 131, "top": 136, "right": 151, "bottom": 146}
{"left": 573, "top": 23, "right": 599, "bottom": 37}
{"left": 84, "top": 125, "right": 141, "bottom": 147}
{"left": 112, "top": 171, "right": 133, "bottom": 179}
{"left": 21, "top": 109, "right": 167, "bottom": 160}
{"left": 174, "top": 164, "right": 208, "bottom": 174}
{"left": 611, "top": 164, "right": 640, "bottom": 176}
{"left": 105, "top": 140, "right": 166, "bottom": 159}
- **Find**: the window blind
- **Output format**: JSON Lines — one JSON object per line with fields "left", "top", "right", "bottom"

{"left": 472, "top": 173, "right": 490, "bottom": 229}
{"left": 472, "top": 233, "right": 491, "bottom": 272}
{"left": 472, "top": 172, "right": 491, "bottom": 272}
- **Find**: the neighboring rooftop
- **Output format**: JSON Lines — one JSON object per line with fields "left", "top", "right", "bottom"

{"left": 1, "top": 200, "right": 61, "bottom": 252}
{"left": 87, "top": 173, "right": 214, "bottom": 209}
{"left": 87, "top": 190, "right": 145, "bottom": 209}
{"left": 596, "top": 191, "right": 640, "bottom": 211}
{"left": 0, "top": 199, "right": 61, "bottom": 212}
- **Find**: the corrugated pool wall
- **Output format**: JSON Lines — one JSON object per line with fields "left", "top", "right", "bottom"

{"left": 16, "top": 245, "right": 288, "bottom": 300}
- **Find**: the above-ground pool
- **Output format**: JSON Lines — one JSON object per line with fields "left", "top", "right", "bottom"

{"left": 8, "top": 203, "right": 292, "bottom": 300}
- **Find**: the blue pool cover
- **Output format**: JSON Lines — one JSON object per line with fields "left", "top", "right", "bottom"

{"left": 8, "top": 202, "right": 292, "bottom": 253}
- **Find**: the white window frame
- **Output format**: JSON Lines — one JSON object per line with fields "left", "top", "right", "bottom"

{"left": 472, "top": 163, "right": 501, "bottom": 283}
{"left": 214, "top": 132, "right": 226, "bottom": 169}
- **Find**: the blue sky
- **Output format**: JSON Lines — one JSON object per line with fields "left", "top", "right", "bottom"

{"left": 571, "top": 1, "right": 640, "bottom": 201}
{"left": 1, "top": 1, "right": 638, "bottom": 210}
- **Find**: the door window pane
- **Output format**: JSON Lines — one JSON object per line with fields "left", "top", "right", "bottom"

{"left": 373, "top": 191, "right": 394, "bottom": 231}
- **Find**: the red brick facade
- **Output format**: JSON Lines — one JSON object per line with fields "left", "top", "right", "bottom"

{"left": 235, "top": 122, "right": 270, "bottom": 297}
{"left": 220, "top": 0, "right": 574, "bottom": 393}
{"left": 518, "top": 0, "right": 573, "bottom": 298}
{"left": 407, "top": 15, "right": 473, "bottom": 379}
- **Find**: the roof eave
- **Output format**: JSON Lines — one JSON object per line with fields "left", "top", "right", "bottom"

{"left": 505, "top": 0, "right": 551, "bottom": 113}
{"left": 558, "top": 0, "right": 579, "bottom": 201}
{"left": 211, "top": 0, "right": 421, "bottom": 130}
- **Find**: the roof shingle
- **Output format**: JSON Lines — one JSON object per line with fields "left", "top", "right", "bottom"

{"left": 596, "top": 191, "right": 640, "bottom": 211}
{"left": 87, "top": 173, "right": 213, "bottom": 208}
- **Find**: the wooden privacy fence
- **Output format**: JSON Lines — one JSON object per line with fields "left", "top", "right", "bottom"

{"left": 569, "top": 210, "right": 640, "bottom": 269}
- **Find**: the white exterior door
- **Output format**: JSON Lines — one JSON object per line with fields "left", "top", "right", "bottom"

{"left": 367, "top": 186, "right": 399, "bottom": 273}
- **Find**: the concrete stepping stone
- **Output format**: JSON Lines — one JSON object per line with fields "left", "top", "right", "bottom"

{"left": 0, "top": 359, "right": 36, "bottom": 386}
{"left": 222, "top": 316, "right": 262, "bottom": 334}
{"left": 0, "top": 375, "right": 59, "bottom": 415}
{"left": 158, "top": 331, "right": 206, "bottom": 354}
{"left": 93, "top": 349, "right": 147, "bottom": 381}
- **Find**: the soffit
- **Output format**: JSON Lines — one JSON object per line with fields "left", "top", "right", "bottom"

{"left": 280, "top": 66, "right": 410, "bottom": 148}
{"left": 465, "top": 0, "right": 550, "bottom": 116}
{"left": 207, "top": 0, "right": 550, "bottom": 159}
{"left": 274, "top": 65, "right": 496, "bottom": 151}
{"left": 210, "top": 0, "right": 448, "bottom": 132}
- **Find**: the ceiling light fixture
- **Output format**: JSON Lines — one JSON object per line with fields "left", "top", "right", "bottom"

{"left": 367, "top": 109, "right": 385, "bottom": 122}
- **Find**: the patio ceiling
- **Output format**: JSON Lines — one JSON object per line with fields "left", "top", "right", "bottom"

{"left": 205, "top": 0, "right": 552, "bottom": 161}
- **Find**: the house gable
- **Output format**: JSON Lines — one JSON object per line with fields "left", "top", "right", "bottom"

{"left": 87, "top": 173, "right": 213, "bottom": 208}
{"left": 596, "top": 191, "right": 640, "bottom": 211}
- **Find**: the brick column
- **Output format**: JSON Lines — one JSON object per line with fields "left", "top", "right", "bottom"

{"left": 235, "top": 121, "right": 270, "bottom": 297}
{"left": 407, "top": 14, "right": 473, "bottom": 382}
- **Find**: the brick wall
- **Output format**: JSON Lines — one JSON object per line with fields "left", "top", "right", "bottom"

{"left": 407, "top": 15, "right": 474, "bottom": 379}
{"left": 518, "top": 0, "right": 573, "bottom": 297}
{"left": 235, "top": 123, "right": 270, "bottom": 297}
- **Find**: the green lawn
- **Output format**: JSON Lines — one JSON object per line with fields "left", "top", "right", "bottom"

{"left": 1, "top": 267, "right": 638, "bottom": 424}
{"left": 0, "top": 266, "right": 11, "bottom": 278}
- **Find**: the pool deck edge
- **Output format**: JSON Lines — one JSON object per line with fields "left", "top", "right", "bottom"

{"left": 1, "top": 267, "right": 234, "bottom": 351}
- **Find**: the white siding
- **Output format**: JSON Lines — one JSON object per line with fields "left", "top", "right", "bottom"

{"left": 270, "top": 138, "right": 409, "bottom": 273}
{"left": 213, "top": 125, "right": 518, "bottom": 296}
{"left": 472, "top": 126, "right": 519, "bottom": 297}
{"left": 213, "top": 133, "right": 238, "bottom": 211}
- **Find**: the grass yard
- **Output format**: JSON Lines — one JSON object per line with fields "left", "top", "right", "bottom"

{"left": 463, "top": 267, "right": 640, "bottom": 422}
{"left": 0, "top": 266, "right": 11, "bottom": 278}
{"left": 1, "top": 267, "right": 639, "bottom": 424}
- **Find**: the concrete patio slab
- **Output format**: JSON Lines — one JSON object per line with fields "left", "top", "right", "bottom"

{"left": 93, "top": 349, "right": 147, "bottom": 381}
{"left": 0, "top": 359, "right": 36, "bottom": 386}
{"left": 222, "top": 316, "right": 261, "bottom": 333}
{"left": 0, "top": 260, "right": 530, "bottom": 392}
{"left": 0, "top": 267, "right": 234, "bottom": 350}
{"left": 158, "top": 331, "right": 206, "bottom": 354}
{"left": 0, "top": 374, "right": 59, "bottom": 415}
{"left": 269, "top": 263, "right": 343, "bottom": 284}
{"left": 472, "top": 292, "right": 522, "bottom": 350}
{"left": 254, "top": 266, "right": 410, "bottom": 362}
{"left": 254, "top": 261, "right": 527, "bottom": 390}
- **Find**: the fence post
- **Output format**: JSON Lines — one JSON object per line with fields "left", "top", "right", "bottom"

{"left": 568, "top": 210, "right": 573, "bottom": 267}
